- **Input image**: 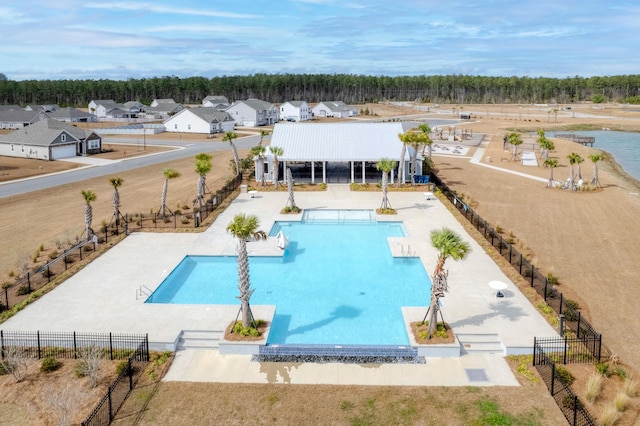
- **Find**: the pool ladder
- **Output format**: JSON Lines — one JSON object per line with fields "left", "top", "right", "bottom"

{"left": 136, "top": 284, "right": 152, "bottom": 300}
{"left": 400, "top": 244, "right": 415, "bottom": 257}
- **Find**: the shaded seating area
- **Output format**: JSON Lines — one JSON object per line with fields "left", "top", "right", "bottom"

{"left": 414, "top": 175, "right": 430, "bottom": 184}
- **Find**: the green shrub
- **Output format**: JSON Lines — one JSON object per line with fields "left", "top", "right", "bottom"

{"left": 561, "top": 394, "right": 579, "bottom": 410}
{"left": 40, "top": 357, "right": 62, "bottom": 373}
{"left": 555, "top": 365, "right": 574, "bottom": 385}
{"left": 181, "top": 219, "right": 190, "bottom": 225}
{"left": 319, "top": 183, "right": 327, "bottom": 190}
{"left": 16, "top": 285, "right": 30, "bottom": 296}
{"left": 596, "top": 362, "right": 611, "bottom": 377}
{"left": 546, "top": 272, "right": 559, "bottom": 286}
{"left": 116, "top": 360, "right": 131, "bottom": 376}
{"left": 232, "top": 321, "right": 262, "bottom": 337}
{"left": 0, "top": 360, "right": 9, "bottom": 375}
{"left": 74, "top": 360, "right": 88, "bottom": 378}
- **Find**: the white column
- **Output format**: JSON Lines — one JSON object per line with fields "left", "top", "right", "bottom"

{"left": 390, "top": 168, "right": 394, "bottom": 185}
{"left": 362, "top": 161, "right": 366, "bottom": 183}
{"left": 350, "top": 161, "right": 355, "bottom": 183}
{"left": 282, "top": 161, "right": 287, "bottom": 182}
{"left": 311, "top": 161, "right": 315, "bottom": 184}
{"left": 323, "top": 161, "right": 326, "bottom": 184}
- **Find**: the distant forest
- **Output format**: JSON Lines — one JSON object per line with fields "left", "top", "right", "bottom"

{"left": 1, "top": 73, "right": 640, "bottom": 107}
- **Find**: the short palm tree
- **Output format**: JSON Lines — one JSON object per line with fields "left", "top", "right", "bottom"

{"left": 250, "top": 145, "right": 267, "bottom": 186}
{"left": 575, "top": 153, "right": 585, "bottom": 180}
{"left": 398, "top": 130, "right": 428, "bottom": 186}
{"left": 507, "top": 132, "right": 523, "bottom": 161}
{"left": 285, "top": 168, "right": 298, "bottom": 211}
{"left": 376, "top": 157, "right": 397, "bottom": 210}
{"left": 226, "top": 214, "right": 267, "bottom": 328}
{"left": 81, "top": 189, "right": 97, "bottom": 241}
{"left": 544, "top": 158, "right": 558, "bottom": 188}
{"left": 259, "top": 129, "right": 269, "bottom": 146}
{"left": 160, "top": 168, "right": 181, "bottom": 217}
{"left": 270, "top": 146, "right": 284, "bottom": 189}
{"left": 195, "top": 153, "right": 212, "bottom": 209}
{"left": 108, "top": 176, "right": 124, "bottom": 227}
{"left": 567, "top": 152, "right": 581, "bottom": 189}
{"left": 589, "top": 153, "right": 605, "bottom": 187}
{"left": 223, "top": 131, "right": 240, "bottom": 176}
{"left": 418, "top": 123, "right": 433, "bottom": 159}
{"left": 536, "top": 129, "right": 554, "bottom": 161}
{"left": 425, "top": 227, "right": 471, "bottom": 339}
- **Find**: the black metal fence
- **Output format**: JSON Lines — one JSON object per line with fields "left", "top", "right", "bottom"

{"left": 429, "top": 172, "right": 602, "bottom": 356}
{"left": 533, "top": 336, "right": 601, "bottom": 366}
{"left": 0, "top": 174, "right": 243, "bottom": 314}
{"left": 0, "top": 330, "right": 149, "bottom": 361}
{"left": 533, "top": 342, "right": 597, "bottom": 426}
{"left": 81, "top": 339, "right": 149, "bottom": 426}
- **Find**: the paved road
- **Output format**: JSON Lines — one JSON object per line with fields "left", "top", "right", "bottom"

{"left": 0, "top": 134, "right": 265, "bottom": 199}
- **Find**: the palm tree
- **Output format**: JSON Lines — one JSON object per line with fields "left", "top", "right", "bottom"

{"left": 226, "top": 214, "right": 267, "bottom": 328}
{"left": 250, "top": 145, "right": 267, "bottom": 186}
{"left": 376, "top": 158, "right": 397, "bottom": 210}
{"left": 160, "top": 168, "right": 181, "bottom": 217}
{"left": 567, "top": 152, "right": 580, "bottom": 189}
{"left": 398, "top": 131, "right": 427, "bottom": 186}
{"left": 589, "top": 153, "right": 605, "bottom": 187}
{"left": 536, "top": 129, "right": 554, "bottom": 162}
{"left": 417, "top": 123, "right": 433, "bottom": 159}
{"left": 507, "top": 132, "right": 523, "bottom": 161}
{"left": 108, "top": 176, "right": 124, "bottom": 227}
{"left": 259, "top": 129, "right": 270, "bottom": 146}
{"left": 285, "top": 168, "right": 298, "bottom": 211}
{"left": 270, "top": 146, "right": 284, "bottom": 189}
{"left": 575, "top": 153, "right": 585, "bottom": 180}
{"left": 544, "top": 158, "right": 558, "bottom": 188}
{"left": 195, "top": 153, "right": 212, "bottom": 209}
{"left": 425, "top": 227, "right": 470, "bottom": 339}
{"left": 81, "top": 189, "right": 97, "bottom": 241}
{"left": 223, "top": 131, "right": 240, "bottom": 176}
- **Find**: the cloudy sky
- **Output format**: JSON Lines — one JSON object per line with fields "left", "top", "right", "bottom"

{"left": 1, "top": 0, "right": 638, "bottom": 81}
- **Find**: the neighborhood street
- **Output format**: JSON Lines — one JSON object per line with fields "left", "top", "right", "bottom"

{"left": 0, "top": 134, "right": 264, "bottom": 199}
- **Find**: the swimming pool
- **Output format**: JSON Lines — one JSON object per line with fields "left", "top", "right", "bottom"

{"left": 147, "top": 210, "right": 431, "bottom": 346}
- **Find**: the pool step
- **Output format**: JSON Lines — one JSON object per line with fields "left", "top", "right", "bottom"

{"left": 176, "top": 330, "right": 224, "bottom": 350}
{"left": 456, "top": 333, "right": 504, "bottom": 355}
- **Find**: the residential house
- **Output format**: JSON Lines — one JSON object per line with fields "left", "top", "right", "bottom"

{"left": 164, "top": 107, "right": 235, "bottom": 134}
{"left": 123, "top": 101, "right": 145, "bottom": 115}
{"left": 202, "top": 95, "right": 229, "bottom": 108}
{"left": 0, "top": 110, "right": 47, "bottom": 129}
{"left": 48, "top": 107, "right": 97, "bottom": 123}
{"left": 24, "top": 104, "right": 59, "bottom": 112}
{"left": 0, "top": 117, "right": 102, "bottom": 160}
{"left": 225, "top": 99, "right": 278, "bottom": 126}
{"left": 258, "top": 122, "right": 421, "bottom": 185}
{"left": 150, "top": 98, "right": 176, "bottom": 107}
{"left": 144, "top": 102, "right": 184, "bottom": 119}
{"left": 88, "top": 100, "right": 132, "bottom": 119}
{"left": 312, "top": 101, "right": 359, "bottom": 118}
{"left": 0, "top": 105, "right": 23, "bottom": 112}
{"left": 279, "top": 101, "right": 312, "bottom": 122}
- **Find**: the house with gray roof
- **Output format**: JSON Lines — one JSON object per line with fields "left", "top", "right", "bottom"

{"left": 24, "top": 104, "right": 59, "bottom": 112}
{"left": 312, "top": 101, "right": 359, "bottom": 118}
{"left": 48, "top": 107, "right": 97, "bottom": 123}
{"left": 258, "top": 122, "right": 421, "bottom": 185}
{"left": 88, "top": 99, "right": 133, "bottom": 118}
{"left": 0, "top": 109, "right": 47, "bottom": 129}
{"left": 202, "top": 95, "right": 229, "bottom": 108}
{"left": 163, "top": 107, "right": 235, "bottom": 134}
{"left": 0, "top": 117, "right": 102, "bottom": 160}
{"left": 150, "top": 98, "right": 175, "bottom": 107}
{"left": 0, "top": 105, "right": 23, "bottom": 112}
{"left": 144, "top": 102, "right": 184, "bottom": 119}
{"left": 225, "top": 99, "right": 278, "bottom": 126}
{"left": 280, "top": 101, "right": 312, "bottom": 122}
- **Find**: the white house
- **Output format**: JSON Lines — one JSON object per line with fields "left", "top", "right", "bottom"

{"left": 202, "top": 95, "right": 229, "bottom": 108}
{"left": 144, "top": 102, "right": 184, "bottom": 119}
{"left": 0, "top": 118, "right": 102, "bottom": 160}
{"left": 163, "top": 107, "right": 235, "bottom": 134}
{"left": 225, "top": 99, "right": 278, "bottom": 126}
{"left": 312, "top": 101, "right": 359, "bottom": 118}
{"left": 279, "top": 101, "right": 312, "bottom": 122}
{"left": 258, "top": 122, "right": 422, "bottom": 185}
{"left": 88, "top": 100, "right": 134, "bottom": 118}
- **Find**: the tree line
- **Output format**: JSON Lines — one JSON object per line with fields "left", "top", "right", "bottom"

{"left": 1, "top": 73, "right": 640, "bottom": 107}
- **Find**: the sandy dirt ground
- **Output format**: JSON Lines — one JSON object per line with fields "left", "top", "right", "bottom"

{"left": 1, "top": 102, "right": 640, "bottom": 373}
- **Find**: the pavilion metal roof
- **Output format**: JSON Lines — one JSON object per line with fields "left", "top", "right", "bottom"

{"left": 269, "top": 122, "right": 420, "bottom": 162}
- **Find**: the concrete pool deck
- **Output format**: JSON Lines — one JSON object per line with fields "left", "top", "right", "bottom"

{"left": 1, "top": 184, "right": 558, "bottom": 386}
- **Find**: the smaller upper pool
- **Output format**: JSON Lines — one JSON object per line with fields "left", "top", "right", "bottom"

{"left": 146, "top": 209, "right": 431, "bottom": 346}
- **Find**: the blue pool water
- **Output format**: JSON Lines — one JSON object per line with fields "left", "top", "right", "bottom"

{"left": 147, "top": 211, "right": 431, "bottom": 346}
